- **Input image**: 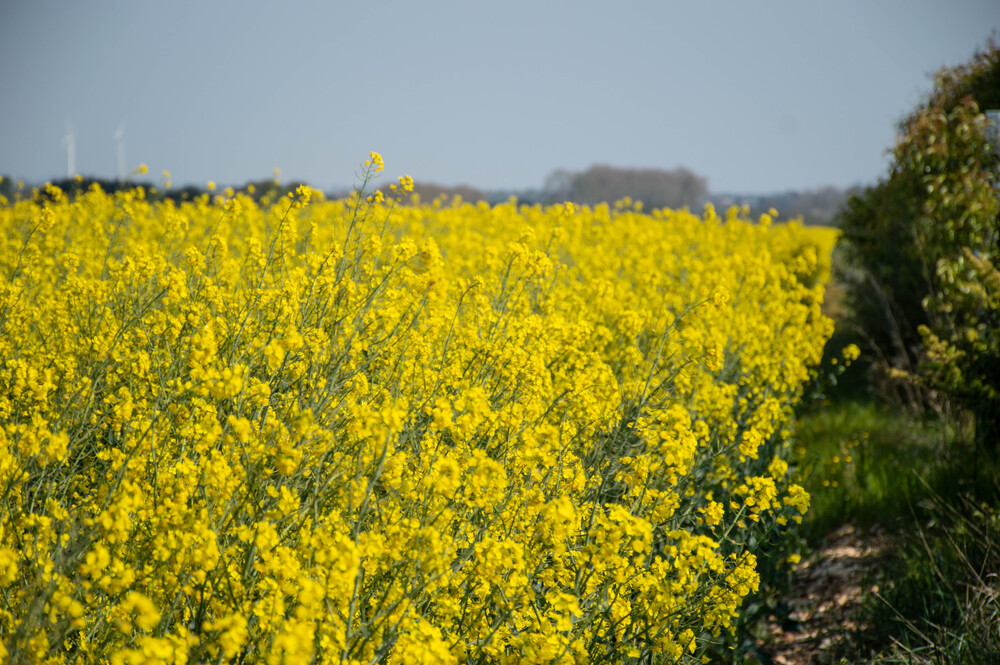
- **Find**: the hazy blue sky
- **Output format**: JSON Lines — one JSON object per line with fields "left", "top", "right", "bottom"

{"left": 2, "top": 1, "right": 998, "bottom": 194}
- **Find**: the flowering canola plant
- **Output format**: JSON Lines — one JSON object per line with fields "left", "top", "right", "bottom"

{"left": 0, "top": 160, "right": 833, "bottom": 664}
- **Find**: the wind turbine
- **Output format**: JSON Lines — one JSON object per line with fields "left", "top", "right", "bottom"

{"left": 114, "top": 124, "right": 125, "bottom": 181}
{"left": 63, "top": 122, "right": 76, "bottom": 178}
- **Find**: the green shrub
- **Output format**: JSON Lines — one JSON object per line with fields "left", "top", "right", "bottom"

{"left": 838, "top": 40, "right": 1000, "bottom": 449}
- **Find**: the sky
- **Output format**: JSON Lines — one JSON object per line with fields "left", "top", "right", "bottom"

{"left": 1, "top": 1, "right": 998, "bottom": 195}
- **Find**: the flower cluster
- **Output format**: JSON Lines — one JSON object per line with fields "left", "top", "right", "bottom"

{"left": 0, "top": 172, "right": 833, "bottom": 663}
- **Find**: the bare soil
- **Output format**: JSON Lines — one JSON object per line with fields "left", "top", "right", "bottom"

{"left": 759, "top": 524, "right": 892, "bottom": 664}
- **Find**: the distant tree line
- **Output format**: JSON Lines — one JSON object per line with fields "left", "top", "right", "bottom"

{"left": 10, "top": 176, "right": 309, "bottom": 206}
{"left": 707, "top": 186, "right": 851, "bottom": 226}
{"left": 403, "top": 167, "right": 847, "bottom": 225}
{"left": 402, "top": 166, "right": 708, "bottom": 211}
{"left": 542, "top": 165, "right": 708, "bottom": 210}
{"left": 407, "top": 182, "right": 488, "bottom": 204}
{"left": 4, "top": 168, "right": 848, "bottom": 226}
{"left": 0, "top": 176, "right": 13, "bottom": 201}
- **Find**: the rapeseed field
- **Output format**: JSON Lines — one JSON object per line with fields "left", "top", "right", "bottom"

{"left": 0, "top": 157, "right": 833, "bottom": 663}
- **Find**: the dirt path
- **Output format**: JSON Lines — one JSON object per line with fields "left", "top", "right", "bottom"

{"left": 760, "top": 524, "right": 891, "bottom": 664}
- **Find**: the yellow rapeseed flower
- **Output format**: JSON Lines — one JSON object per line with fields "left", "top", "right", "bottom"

{"left": 0, "top": 166, "right": 832, "bottom": 662}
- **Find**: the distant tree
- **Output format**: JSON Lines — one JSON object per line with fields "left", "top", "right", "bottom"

{"left": 707, "top": 187, "right": 851, "bottom": 226}
{"left": 756, "top": 187, "right": 850, "bottom": 225}
{"left": 239, "top": 178, "right": 286, "bottom": 202}
{"left": 542, "top": 169, "right": 574, "bottom": 201}
{"left": 38, "top": 176, "right": 154, "bottom": 201}
{"left": 543, "top": 165, "right": 708, "bottom": 210}
{"left": 408, "top": 182, "right": 487, "bottom": 204}
{"left": 162, "top": 185, "right": 208, "bottom": 203}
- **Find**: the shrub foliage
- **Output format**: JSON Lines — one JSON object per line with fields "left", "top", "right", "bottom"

{"left": 837, "top": 41, "right": 1000, "bottom": 446}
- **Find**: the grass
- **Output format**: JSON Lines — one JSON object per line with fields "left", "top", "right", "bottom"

{"left": 787, "top": 395, "right": 1000, "bottom": 663}
{"left": 859, "top": 485, "right": 1000, "bottom": 664}
{"left": 793, "top": 401, "right": 965, "bottom": 542}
